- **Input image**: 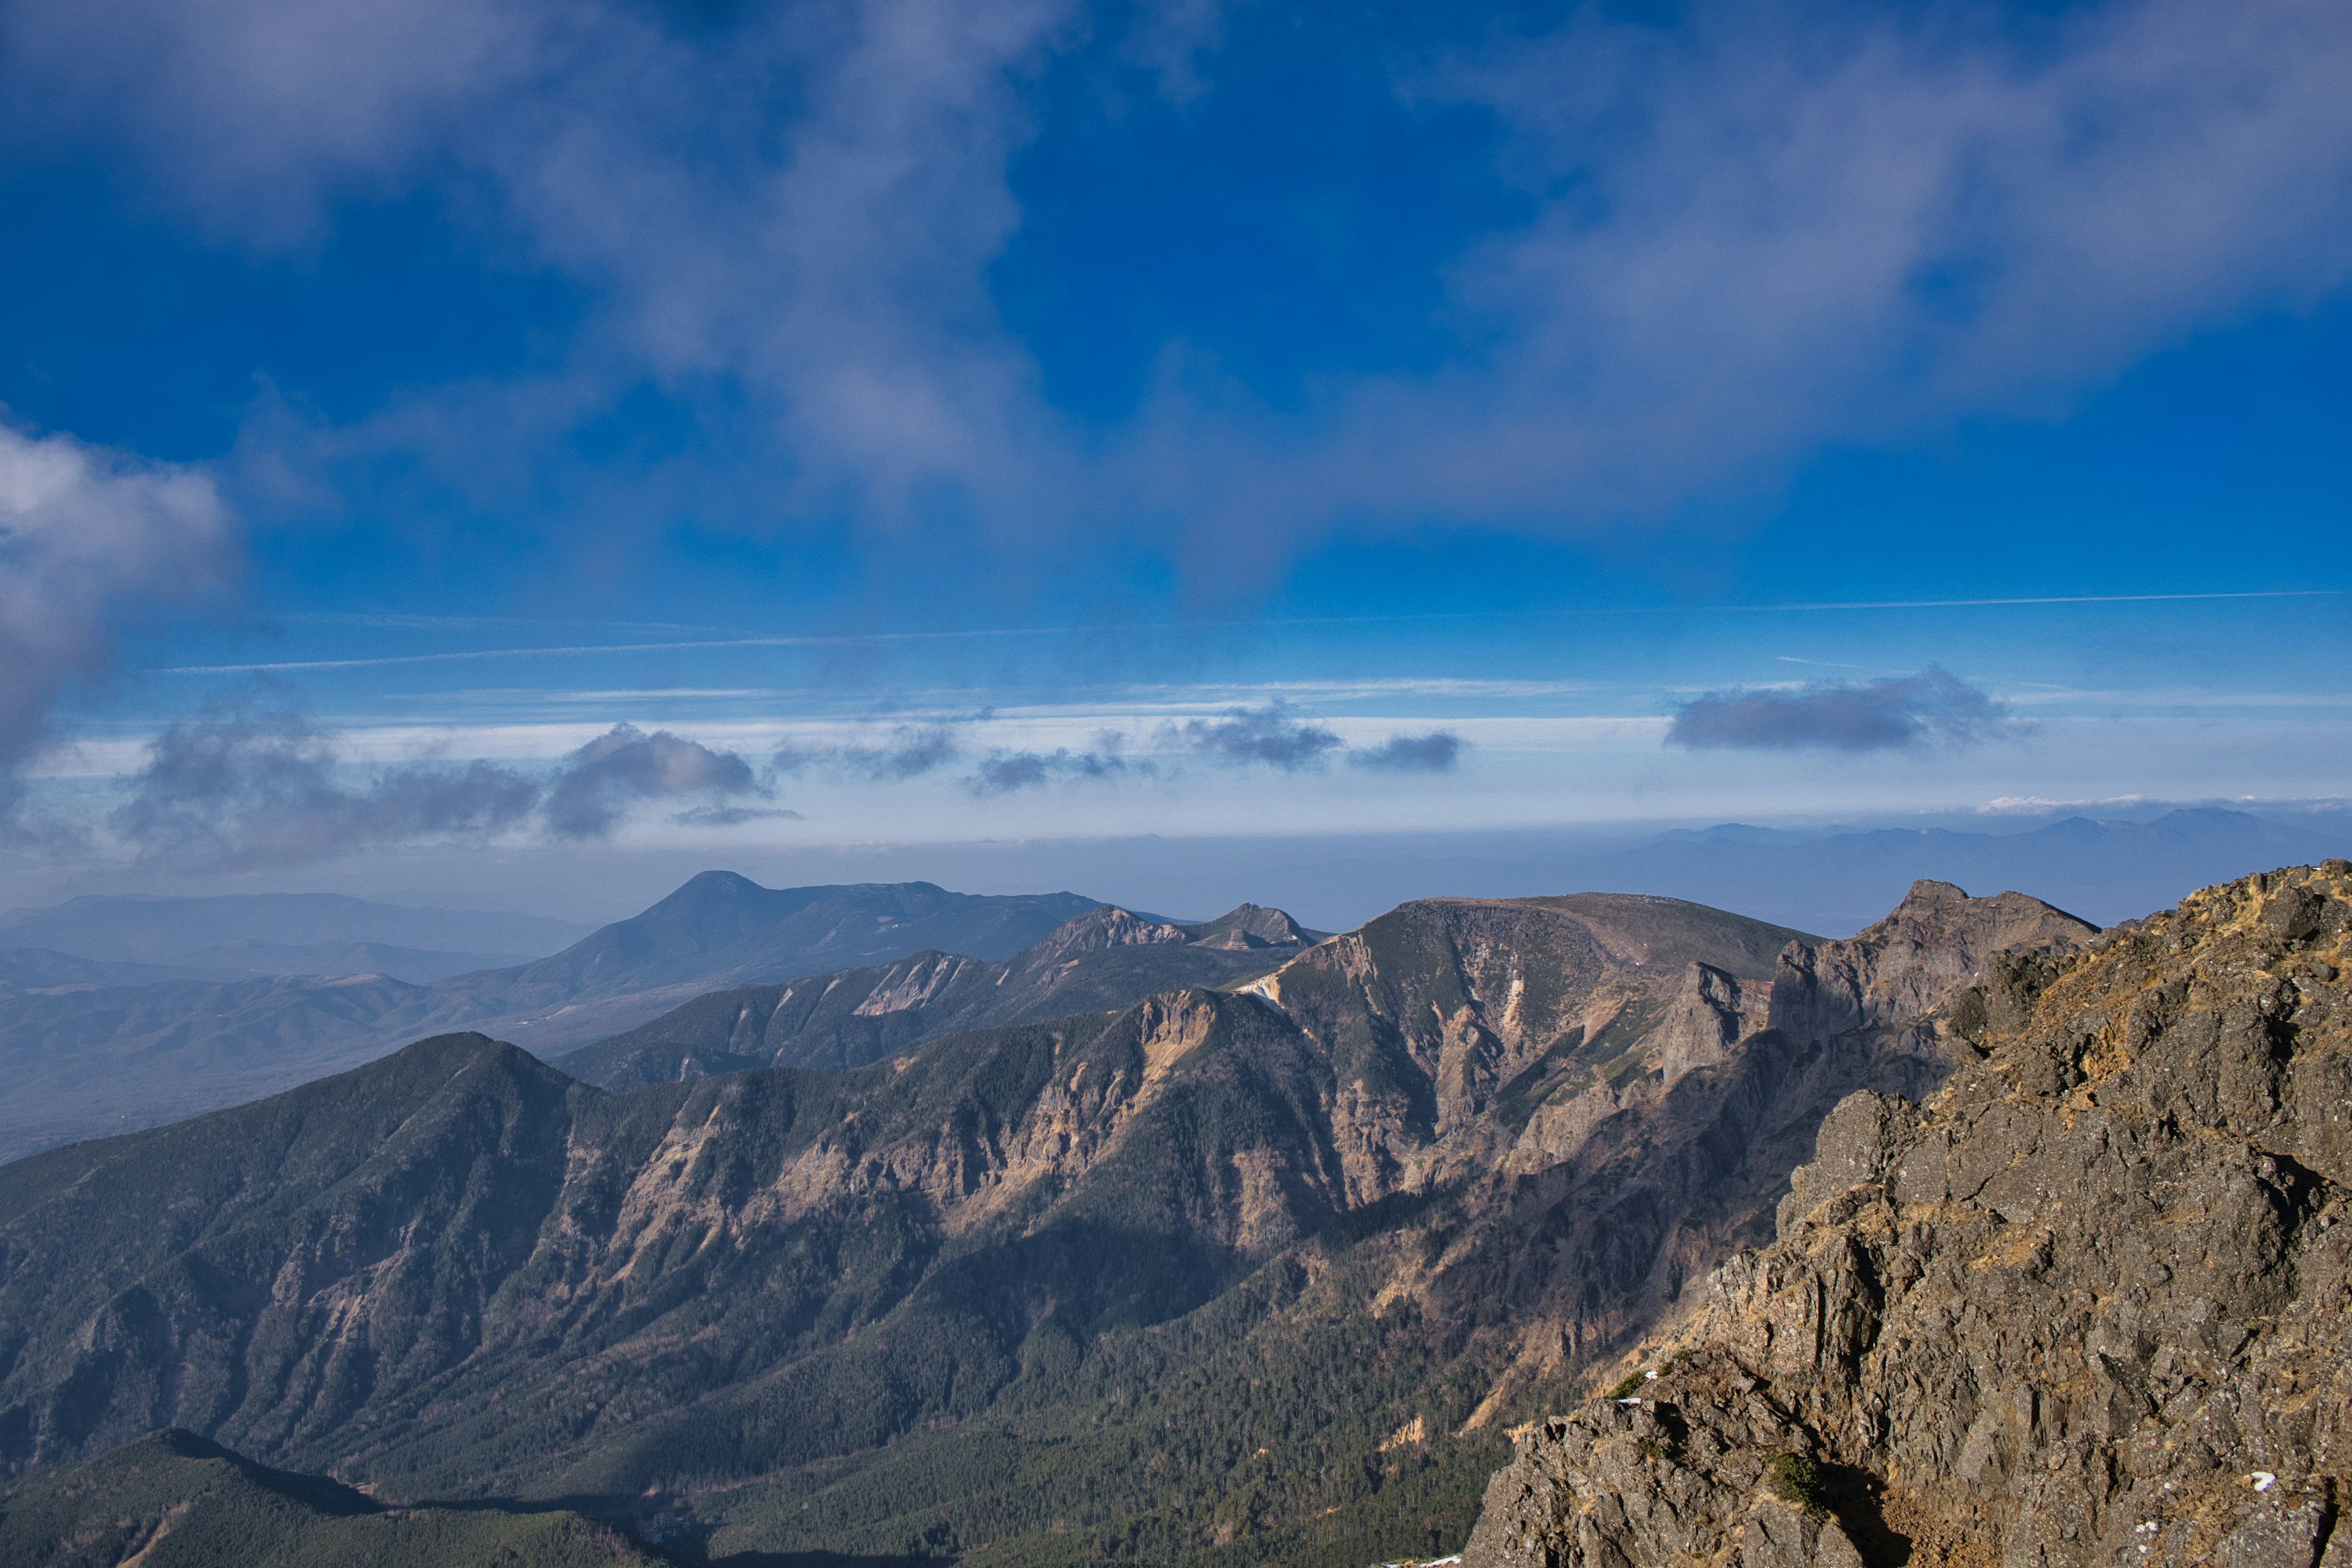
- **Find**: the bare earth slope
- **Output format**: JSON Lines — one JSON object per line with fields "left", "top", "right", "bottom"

{"left": 1463, "top": 861, "right": 2352, "bottom": 1568}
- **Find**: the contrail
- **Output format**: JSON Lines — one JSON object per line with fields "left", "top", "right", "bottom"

{"left": 148, "top": 589, "right": 2338, "bottom": 674}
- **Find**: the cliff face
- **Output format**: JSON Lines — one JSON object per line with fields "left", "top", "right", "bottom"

{"left": 1463, "top": 862, "right": 2352, "bottom": 1568}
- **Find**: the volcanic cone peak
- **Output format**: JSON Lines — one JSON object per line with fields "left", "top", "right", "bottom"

{"left": 1461, "top": 862, "right": 2352, "bottom": 1568}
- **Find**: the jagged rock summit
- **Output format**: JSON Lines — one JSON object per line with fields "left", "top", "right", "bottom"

{"left": 1462, "top": 862, "right": 2352, "bottom": 1568}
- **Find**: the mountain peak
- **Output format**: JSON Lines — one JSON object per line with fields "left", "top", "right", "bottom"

{"left": 1033, "top": 905, "right": 1191, "bottom": 959}
{"left": 1183, "top": 903, "right": 1317, "bottom": 949}
{"left": 1897, "top": 876, "right": 1971, "bottom": 905}
{"left": 672, "top": 869, "right": 767, "bottom": 896}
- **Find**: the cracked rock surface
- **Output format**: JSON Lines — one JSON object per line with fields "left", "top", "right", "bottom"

{"left": 1463, "top": 862, "right": 2352, "bottom": 1568}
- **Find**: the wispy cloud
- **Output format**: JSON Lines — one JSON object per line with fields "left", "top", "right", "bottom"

{"left": 141, "top": 594, "right": 2344, "bottom": 680}
{"left": 1158, "top": 0, "right": 2352, "bottom": 538}
{"left": 1666, "top": 668, "right": 2022, "bottom": 753}
{"left": 15, "top": 0, "right": 2343, "bottom": 576}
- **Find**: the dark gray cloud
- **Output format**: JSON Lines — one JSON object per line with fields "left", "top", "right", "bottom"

{"left": 775, "top": 724, "right": 960, "bottom": 782}
{"left": 1666, "top": 667, "right": 2019, "bottom": 753}
{"left": 111, "top": 695, "right": 540, "bottom": 868}
{"left": 1161, "top": 703, "right": 1342, "bottom": 771}
{"left": 1, "top": 421, "right": 235, "bottom": 819}
{"left": 964, "top": 736, "right": 1145, "bottom": 796}
{"left": 111, "top": 703, "right": 769, "bottom": 864}
{"left": 544, "top": 723, "right": 764, "bottom": 839}
{"left": 1349, "top": 730, "right": 1464, "bottom": 773}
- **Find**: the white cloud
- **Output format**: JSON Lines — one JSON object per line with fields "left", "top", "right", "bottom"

{"left": 0, "top": 421, "right": 236, "bottom": 806}
{"left": 1129, "top": 0, "right": 2352, "bottom": 541}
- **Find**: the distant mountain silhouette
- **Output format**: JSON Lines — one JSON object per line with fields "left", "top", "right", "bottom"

{"left": 0, "top": 876, "right": 1099, "bottom": 1162}
{"left": 1585, "top": 806, "right": 2341, "bottom": 932}
{"left": 0, "top": 890, "right": 594, "bottom": 974}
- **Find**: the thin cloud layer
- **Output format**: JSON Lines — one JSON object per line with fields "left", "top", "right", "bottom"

{"left": 1666, "top": 667, "right": 2020, "bottom": 753}
{"left": 672, "top": 804, "right": 806, "bottom": 828}
{"left": 0, "top": 421, "right": 235, "bottom": 813}
{"left": 110, "top": 702, "right": 767, "bottom": 865}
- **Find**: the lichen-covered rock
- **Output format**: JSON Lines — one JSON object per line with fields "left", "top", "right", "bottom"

{"left": 1463, "top": 862, "right": 2352, "bottom": 1568}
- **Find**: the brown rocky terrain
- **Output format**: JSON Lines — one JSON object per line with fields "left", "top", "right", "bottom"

{"left": 1462, "top": 862, "right": 2352, "bottom": 1568}
{"left": 0, "top": 880, "right": 2093, "bottom": 1563}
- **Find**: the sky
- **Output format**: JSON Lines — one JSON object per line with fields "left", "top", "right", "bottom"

{"left": 1, "top": 0, "right": 2349, "bottom": 919}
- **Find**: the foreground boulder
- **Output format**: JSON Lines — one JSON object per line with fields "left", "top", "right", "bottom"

{"left": 1462, "top": 861, "right": 2352, "bottom": 1568}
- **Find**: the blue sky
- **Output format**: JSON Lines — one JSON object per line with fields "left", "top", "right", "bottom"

{"left": 1, "top": 0, "right": 2348, "bottom": 905}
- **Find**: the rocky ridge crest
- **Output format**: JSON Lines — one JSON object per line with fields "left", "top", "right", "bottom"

{"left": 1461, "top": 862, "right": 2352, "bottom": 1568}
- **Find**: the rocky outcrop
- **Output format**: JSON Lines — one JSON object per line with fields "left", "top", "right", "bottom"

{"left": 1657, "top": 963, "right": 1753, "bottom": 1087}
{"left": 1462, "top": 862, "right": 2352, "bottom": 1568}
{"left": 1766, "top": 879, "right": 2096, "bottom": 1041}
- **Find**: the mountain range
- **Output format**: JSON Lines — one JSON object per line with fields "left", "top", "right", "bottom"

{"left": 1581, "top": 805, "right": 2346, "bottom": 933}
{"left": 560, "top": 900, "right": 1324, "bottom": 1088}
{"left": 0, "top": 876, "right": 2094, "bottom": 1564}
{"left": 0, "top": 891, "right": 597, "bottom": 982}
{"left": 6, "top": 804, "right": 2332, "bottom": 1164}
{"left": 0, "top": 876, "right": 1100, "bottom": 1162}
